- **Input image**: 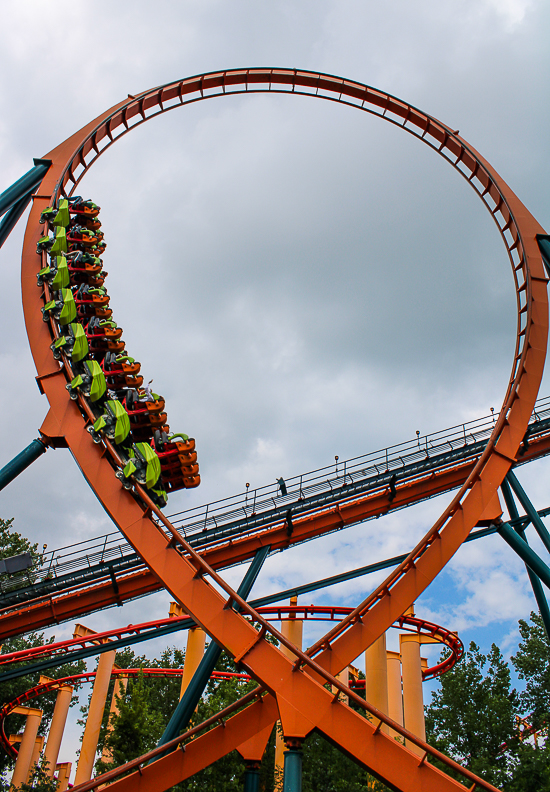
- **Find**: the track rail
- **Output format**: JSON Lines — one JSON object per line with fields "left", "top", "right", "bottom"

{"left": 0, "top": 605, "right": 462, "bottom": 761}
{"left": 0, "top": 608, "right": 462, "bottom": 681}
{"left": 7, "top": 395, "right": 549, "bottom": 598}
{"left": 1, "top": 405, "right": 550, "bottom": 635}
{"left": 19, "top": 69, "right": 548, "bottom": 792}
{"left": 0, "top": 667, "right": 251, "bottom": 760}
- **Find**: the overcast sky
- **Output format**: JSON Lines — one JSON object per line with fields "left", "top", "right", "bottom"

{"left": 1, "top": 0, "right": 550, "bottom": 774}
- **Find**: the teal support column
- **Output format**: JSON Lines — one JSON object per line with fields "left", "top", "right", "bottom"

{"left": 537, "top": 234, "right": 550, "bottom": 277}
{"left": 0, "top": 190, "right": 33, "bottom": 250}
{"left": 0, "top": 159, "right": 50, "bottom": 217}
{"left": 0, "top": 439, "right": 47, "bottom": 491}
{"left": 243, "top": 762, "right": 260, "bottom": 792}
{"left": 506, "top": 470, "right": 550, "bottom": 554}
{"left": 501, "top": 478, "right": 550, "bottom": 640}
{"left": 152, "top": 544, "right": 271, "bottom": 759}
{"left": 283, "top": 746, "right": 303, "bottom": 792}
{"left": 498, "top": 522, "right": 550, "bottom": 589}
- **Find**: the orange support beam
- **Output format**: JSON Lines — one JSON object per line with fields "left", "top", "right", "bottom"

{"left": 42, "top": 676, "right": 73, "bottom": 776}
{"left": 74, "top": 625, "right": 116, "bottom": 785}
{"left": 365, "top": 634, "right": 389, "bottom": 734}
{"left": 10, "top": 706, "right": 42, "bottom": 788}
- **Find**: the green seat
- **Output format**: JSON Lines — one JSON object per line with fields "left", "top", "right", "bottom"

{"left": 52, "top": 323, "right": 89, "bottom": 362}
{"left": 70, "top": 360, "right": 106, "bottom": 403}
{"left": 123, "top": 443, "right": 162, "bottom": 490}
{"left": 93, "top": 400, "right": 131, "bottom": 445}
{"left": 50, "top": 227, "right": 67, "bottom": 255}
{"left": 58, "top": 288, "right": 76, "bottom": 325}
{"left": 38, "top": 257, "right": 70, "bottom": 290}
{"left": 53, "top": 199, "right": 70, "bottom": 228}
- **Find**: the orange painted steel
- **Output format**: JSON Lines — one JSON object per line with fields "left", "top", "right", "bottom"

{"left": 18, "top": 69, "right": 548, "bottom": 791}
{"left": 2, "top": 428, "right": 550, "bottom": 641}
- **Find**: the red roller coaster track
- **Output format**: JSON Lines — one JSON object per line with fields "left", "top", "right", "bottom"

{"left": 16, "top": 69, "right": 548, "bottom": 791}
{"left": 0, "top": 605, "right": 463, "bottom": 760}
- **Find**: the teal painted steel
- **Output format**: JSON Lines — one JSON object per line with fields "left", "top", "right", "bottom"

{"left": 243, "top": 766, "right": 260, "bottom": 792}
{"left": 0, "top": 439, "right": 47, "bottom": 491}
{"left": 0, "top": 160, "right": 50, "bottom": 218}
{"left": 0, "top": 191, "right": 33, "bottom": 249}
{"left": 152, "top": 545, "right": 271, "bottom": 759}
{"left": 498, "top": 522, "right": 550, "bottom": 589}
{"left": 537, "top": 235, "right": 550, "bottom": 277}
{"left": 283, "top": 748, "right": 303, "bottom": 792}
{"left": 0, "top": 518, "right": 535, "bottom": 683}
{"left": 506, "top": 470, "right": 550, "bottom": 554}
{"left": 501, "top": 479, "right": 550, "bottom": 639}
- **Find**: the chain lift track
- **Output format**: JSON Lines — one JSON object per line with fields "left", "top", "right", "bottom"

{"left": 17, "top": 69, "right": 549, "bottom": 791}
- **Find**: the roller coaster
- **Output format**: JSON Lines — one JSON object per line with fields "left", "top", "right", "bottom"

{"left": 1, "top": 68, "right": 550, "bottom": 791}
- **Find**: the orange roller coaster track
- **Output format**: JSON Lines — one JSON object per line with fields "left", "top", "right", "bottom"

{"left": 14, "top": 69, "right": 549, "bottom": 791}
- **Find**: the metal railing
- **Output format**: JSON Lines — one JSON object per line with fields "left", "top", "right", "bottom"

{"left": 3, "top": 395, "right": 550, "bottom": 600}
{"left": 165, "top": 395, "right": 550, "bottom": 542}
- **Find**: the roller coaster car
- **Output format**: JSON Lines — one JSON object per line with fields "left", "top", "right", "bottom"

{"left": 67, "top": 251, "right": 103, "bottom": 275}
{"left": 37, "top": 256, "right": 70, "bottom": 290}
{"left": 70, "top": 269, "right": 106, "bottom": 289}
{"left": 68, "top": 196, "right": 100, "bottom": 218}
{"left": 88, "top": 242, "right": 107, "bottom": 255}
{"left": 66, "top": 226, "right": 100, "bottom": 249}
{"left": 74, "top": 286, "right": 111, "bottom": 322}
{"left": 37, "top": 226, "right": 67, "bottom": 256}
{"left": 152, "top": 431, "right": 198, "bottom": 466}
{"left": 102, "top": 352, "right": 143, "bottom": 389}
{"left": 115, "top": 441, "right": 165, "bottom": 495}
{"left": 78, "top": 304, "right": 112, "bottom": 321}
{"left": 88, "top": 399, "right": 131, "bottom": 445}
{"left": 165, "top": 474, "right": 201, "bottom": 492}
{"left": 39, "top": 199, "right": 70, "bottom": 228}
{"left": 66, "top": 359, "right": 107, "bottom": 403}
{"left": 70, "top": 212, "right": 101, "bottom": 230}
{"left": 124, "top": 392, "right": 168, "bottom": 443}
{"left": 42, "top": 288, "right": 76, "bottom": 325}
{"left": 125, "top": 389, "right": 166, "bottom": 416}
{"left": 51, "top": 322, "right": 89, "bottom": 363}
{"left": 74, "top": 284, "right": 110, "bottom": 305}
{"left": 85, "top": 323, "right": 124, "bottom": 357}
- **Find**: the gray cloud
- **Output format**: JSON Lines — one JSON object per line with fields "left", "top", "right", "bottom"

{"left": 0, "top": 0, "right": 549, "bottom": 769}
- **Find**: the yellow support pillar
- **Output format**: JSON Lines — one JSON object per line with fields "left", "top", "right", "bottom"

{"left": 274, "top": 597, "right": 303, "bottom": 791}
{"left": 29, "top": 735, "right": 45, "bottom": 775}
{"left": 180, "top": 626, "right": 206, "bottom": 699}
{"left": 400, "top": 633, "right": 425, "bottom": 753}
{"left": 386, "top": 650, "right": 403, "bottom": 742}
{"left": 42, "top": 677, "right": 73, "bottom": 777}
{"left": 10, "top": 706, "right": 42, "bottom": 788}
{"left": 335, "top": 666, "right": 350, "bottom": 705}
{"left": 55, "top": 761, "right": 72, "bottom": 791}
{"left": 74, "top": 624, "right": 116, "bottom": 785}
{"left": 101, "top": 668, "right": 129, "bottom": 764}
{"left": 365, "top": 633, "right": 389, "bottom": 734}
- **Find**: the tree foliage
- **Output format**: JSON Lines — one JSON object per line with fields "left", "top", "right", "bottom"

{"left": 426, "top": 614, "right": 550, "bottom": 792}
{"left": 0, "top": 519, "right": 86, "bottom": 783}
{"left": 511, "top": 611, "right": 550, "bottom": 731}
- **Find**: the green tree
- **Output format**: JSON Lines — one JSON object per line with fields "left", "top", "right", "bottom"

{"left": 0, "top": 519, "right": 85, "bottom": 784}
{"left": 425, "top": 642, "right": 519, "bottom": 788}
{"left": 98, "top": 670, "right": 164, "bottom": 770}
{"left": 511, "top": 611, "right": 550, "bottom": 731}
{"left": 0, "top": 518, "right": 39, "bottom": 560}
{"left": 90, "top": 645, "right": 186, "bottom": 775}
